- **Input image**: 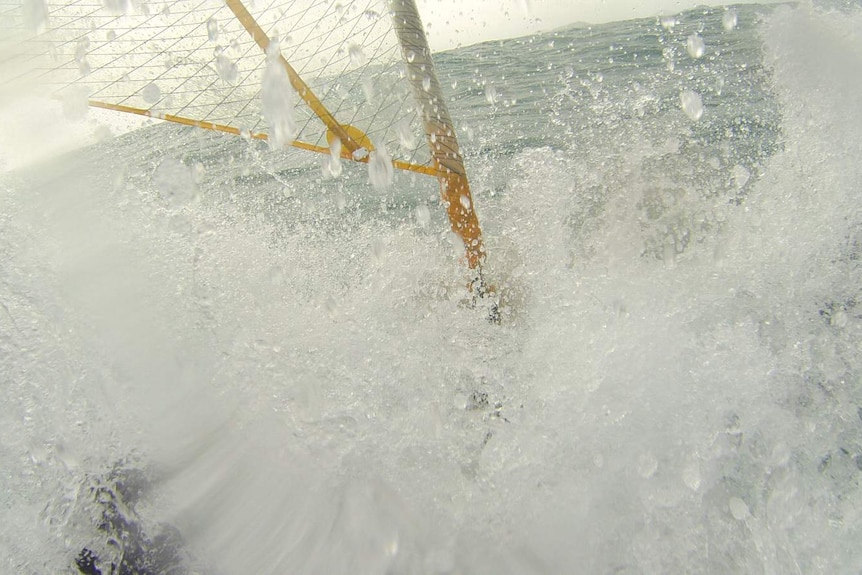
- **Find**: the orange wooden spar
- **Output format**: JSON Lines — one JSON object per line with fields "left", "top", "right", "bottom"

{"left": 88, "top": 100, "right": 439, "bottom": 177}
{"left": 439, "top": 171, "right": 485, "bottom": 270}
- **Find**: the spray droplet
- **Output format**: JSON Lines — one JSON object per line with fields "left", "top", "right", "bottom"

{"left": 23, "top": 0, "right": 49, "bottom": 33}
{"left": 101, "top": 0, "right": 129, "bottom": 15}
{"left": 153, "top": 158, "right": 198, "bottom": 207}
{"left": 371, "top": 237, "right": 386, "bottom": 262}
{"left": 368, "top": 142, "right": 393, "bottom": 190}
{"left": 261, "top": 41, "right": 297, "bottom": 147}
{"left": 62, "top": 87, "right": 89, "bottom": 120}
{"left": 141, "top": 82, "right": 161, "bottom": 104}
{"left": 216, "top": 54, "right": 238, "bottom": 84}
{"left": 422, "top": 75, "right": 431, "bottom": 92}
{"left": 722, "top": 9, "right": 738, "bottom": 31}
{"left": 728, "top": 497, "right": 750, "bottom": 521}
{"left": 484, "top": 84, "right": 497, "bottom": 105}
{"left": 682, "top": 464, "right": 701, "bottom": 491}
{"left": 361, "top": 77, "right": 375, "bottom": 103}
{"left": 396, "top": 120, "right": 415, "bottom": 150}
{"left": 207, "top": 17, "right": 219, "bottom": 41}
{"left": 731, "top": 165, "right": 750, "bottom": 189}
{"left": 660, "top": 16, "right": 676, "bottom": 30}
{"left": 75, "top": 36, "right": 89, "bottom": 67}
{"left": 348, "top": 43, "right": 366, "bottom": 67}
{"left": 637, "top": 452, "right": 659, "bottom": 478}
{"left": 324, "top": 137, "right": 342, "bottom": 178}
{"left": 686, "top": 34, "right": 705, "bottom": 59}
{"left": 679, "top": 89, "right": 703, "bottom": 121}
{"left": 415, "top": 204, "right": 431, "bottom": 228}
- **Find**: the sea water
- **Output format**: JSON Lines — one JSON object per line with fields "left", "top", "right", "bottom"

{"left": 2, "top": 2, "right": 861, "bottom": 574}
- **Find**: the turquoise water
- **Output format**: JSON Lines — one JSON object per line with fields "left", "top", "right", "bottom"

{"left": 2, "top": 2, "right": 862, "bottom": 573}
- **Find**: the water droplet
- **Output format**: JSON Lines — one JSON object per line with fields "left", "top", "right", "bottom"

{"left": 660, "top": 15, "right": 676, "bottom": 30}
{"left": 415, "top": 204, "right": 430, "bottom": 228}
{"left": 101, "top": 0, "right": 129, "bottom": 15}
{"left": 207, "top": 17, "right": 219, "bottom": 41}
{"left": 422, "top": 75, "right": 431, "bottom": 92}
{"left": 141, "top": 82, "right": 161, "bottom": 104}
{"left": 686, "top": 34, "right": 705, "bottom": 59}
{"left": 153, "top": 158, "right": 198, "bottom": 207}
{"left": 216, "top": 54, "right": 238, "bottom": 84}
{"left": 728, "top": 497, "right": 750, "bottom": 521}
{"left": 367, "top": 142, "right": 393, "bottom": 190}
{"left": 679, "top": 89, "right": 703, "bottom": 121}
{"left": 484, "top": 84, "right": 497, "bottom": 105}
{"left": 731, "top": 164, "right": 750, "bottom": 189}
{"left": 324, "top": 137, "right": 342, "bottom": 178}
{"left": 62, "top": 87, "right": 89, "bottom": 120}
{"left": 406, "top": 50, "right": 416, "bottom": 63}
{"left": 372, "top": 237, "right": 386, "bottom": 262}
{"left": 830, "top": 309, "right": 848, "bottom": 328}
{"left": 396, "top": 120, "right": 416, "bottom": 150}
{"left": 348, "top": 43, "right": 366, "bottom": 67}
{"left": 361, "top": 77, "right": 375, "bottom": 103}
{"left": 682, "top": 464, "right": 701, "bottom": 491}
{"left": 23, "top": 0, "right": 48, "bottom": 33}
{"left": 269, "top": 265, "right": 284, "bottom": 286}
{"left": 722, "top": 9, "right": 738, "bottom": 31}
{"left": 75, "top": 36, "right": 89, "bottom": 63}
{"left": 262, "top": 40, "right": 297, "bottom": 147}
{"left": 459, "top": 194, "right": 471, "bottom": 211}
{"left": 637, "top": 452, "right": 658, "bottom": 478}
{"left": 106, "top": 30, "right": 116, "bottom": 41}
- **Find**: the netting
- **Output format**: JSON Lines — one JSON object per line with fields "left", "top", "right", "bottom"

{"left": 0, "top": 0, "right": 432, "bottom": 173}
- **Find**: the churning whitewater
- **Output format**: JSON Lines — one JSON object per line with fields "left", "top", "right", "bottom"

{"left": 2, "top": 2, "right": 862, "bottom": 574}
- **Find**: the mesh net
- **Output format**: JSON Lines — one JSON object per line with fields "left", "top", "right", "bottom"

{"left": 0, "top": 0, "right": 431, "bottom": 172}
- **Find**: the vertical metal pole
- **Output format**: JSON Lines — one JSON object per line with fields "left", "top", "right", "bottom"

{"left": 389, "top": 0, "right": 487, "bottom": 271}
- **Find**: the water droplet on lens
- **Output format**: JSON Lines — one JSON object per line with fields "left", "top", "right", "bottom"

{"left": 415, "top": 204, "right": 431, "bottom": 228}
{"left": 686, "top": 34, "right": 705, "bottom": 59}
{"left": 484, "top": 84, "right": 497, "bottom": 104}
{"left": 679, "top": 89, "right": 703, "bottom": 121}
{"left": 205, "top": 17, "right": 219, "bottom": 42}
{"left": 141, "top": 82, "right": 161, "bottom": 104}
{"left": 348, "top": 43, "right": 366, "bottom": 66}
{"left": 722, "top": 9, "right": 738, "bottom": 31}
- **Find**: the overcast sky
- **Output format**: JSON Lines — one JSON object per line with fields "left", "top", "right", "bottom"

{"left": 417, "top": 0, "right": 783, "bottom": 50}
